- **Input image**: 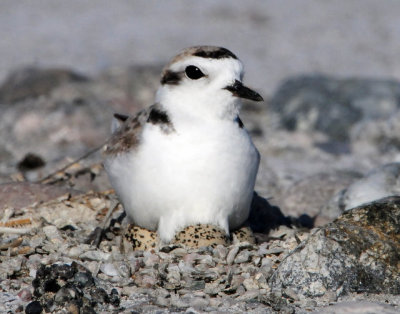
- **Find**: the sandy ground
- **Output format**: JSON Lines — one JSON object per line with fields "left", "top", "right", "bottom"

{"left": 1, "top": 0, "right": 400, "bottom": 97}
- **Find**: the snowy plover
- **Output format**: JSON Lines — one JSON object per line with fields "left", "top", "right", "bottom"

{"left": 104, "top": 46, "right": 263, "bottom": 243}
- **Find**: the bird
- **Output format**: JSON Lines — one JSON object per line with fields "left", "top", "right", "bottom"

{"left": 103, "top": 46, "right": 263, "bottom": 244}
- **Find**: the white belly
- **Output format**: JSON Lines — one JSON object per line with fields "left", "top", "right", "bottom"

{"left": 105, "top": 122, "right": 259, "bottom": 242}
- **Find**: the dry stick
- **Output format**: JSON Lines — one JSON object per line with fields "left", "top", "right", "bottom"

{"left": 88, "top": 200, "right": 120, "bottom": 247}
{"left": 0, "top": 227, "right": 33, "bottom": 234}
{"left": 36, "top": 142, "right": 106, "bottom": 184}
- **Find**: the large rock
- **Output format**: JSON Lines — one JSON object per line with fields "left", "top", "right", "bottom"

{"left": 338, "top": 163, "right": 400, "bottom": 211}
{"left": 269, "top": 197, "right": 400, "bottom": 298}
{"left": 0, "top": 67, "right": 88, "bottom": 104}
{"left": 278, "top": 171, "right": 361, "bottom": 223}
{"left": 351, "top": 111, "right": 400, "bottom": 154}
{"left": 269, "top": 75, "right": 400, "bottom": 141}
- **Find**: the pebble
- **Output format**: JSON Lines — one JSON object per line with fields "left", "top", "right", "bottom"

{"left": 42, "top": 225, "right": 63, "bottom": 245}
{"left": 226, "top": 246, "right": 239, "bottom": 265}
{"left": 213, "top": 244, "right": 228, "bottom": 260}
{"left": 234, "top": 249, "right": 251, "bottom": 263}
{"left": 155, "top": 295, "right": 170, "bottom": 307}
{"left": 17, "top": 288, "right": 32, "bottom": 301}
{"left": 190, "top": 296, "right": 209, "bottom": 309}
{"left": 79, "top": 250, "right": 111, "bottom": 262}
{"left": 236, "top": 289, "right": 259, "bottom": 301}
{"left": 25, "top": 301, "right": 43, "bottom": 314}
{"left": 100, "top": 263, "right": 119, "bottom": 277}
{"left": 242, "top": 278, "right": 259, "bottom": 291}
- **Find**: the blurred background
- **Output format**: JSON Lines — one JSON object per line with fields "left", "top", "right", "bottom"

{"left": 2, "top": 0, "right": 400, "bottom": 222}
{"left": 1, "top": 0, "right": 400, "bottom": 96}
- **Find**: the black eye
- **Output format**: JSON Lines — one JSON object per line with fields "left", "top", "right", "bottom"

{"left": 185, "top": 65, "right": 205, "bottom": 80}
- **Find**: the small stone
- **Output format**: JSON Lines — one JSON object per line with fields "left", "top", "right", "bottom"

{"left": 226, "top": 246, "right": 239, "bottom": 265}
{"left": 115, "top": 261, "right": 131, "bottom": 278}
{"left": 66, "top": 303, "right": 79, "bottom": 314}
{"left": 188, "top": 280, "right": 205, "bottom": 291}
{"left": 253, "top": 256, "right": 261, "bottom": 266}
{"left": 54, "top": 287, "right": 76, "bottom": 304}
{"left": 260, "top": 257, "right": 273, "bottom": 277}
{"left": 263, "top": 248, "right": 285, "bottom": 255}
{"left": 170, "top": 247, "right": 187, "bottom": 256}
{"left": 234, "top": 250, "right": 250, "bottom": 263}
{"left": 198, "top": 254, "right": 214, "bottom": 266}
{"left": 255, "top": 273, "right": 269, "bottom": 290}
{"left": 42, "top": 225, "right": 63, "bottom": 245}
{"left": 242, "top": 278, "right": 259, "bottom": 291}
{"left": 136, "top": 274, "right": 157, "bottom": 288}
{"left": 143, "top": 251, "right": 160, "bottom": 267}
{"left": 170, "top": 293, "right": 190, "bottom": 308}
{"left": 100, "top": 263, "right": 119, "bottom": 277}
{"left": 213, "top": 244, "right": 228, "bottom": 260}
{"left": 18, "top": 288, "right": 32, "bottom": 302}
{"left": 204, "top": 282, "right": 220, "bottom": 296}
{"left": 90, "top": 287, "right": 109, "bottom": 304}
{"left": 155, "top": 295, "right": 170, "bottom": 307}
{"left": 283, "top": 287, "right": 299, "bottom": 301}
{"left": 183, "top": 253, "right": 200, "bottom": 265}
{"left": 190, "top": 296, "right": 209, "bottom": 309}
{"left": 73, "top": 271, "right": 94, "bottom": 288}
{"left": 80, "top": 250, "right": 111, "bottom": 262}
{"left": 166, "top": 265, "right": 181, "bottom": 287}
{"left": 209, "top": 297, "right": 222, "bottom": 308}
{"left": 55, "top": 263, "right": 77, "bottom": 280}
{"left": 67, "top": 246, "right": 84, "bottom": 258}
{"left": 226, "top": 275, "right": 245, "bottom": 292}
{"left": 236, "top": 289, "right": 259, "bottom": 301}
{"left": 109, "top": 288, "right": 120, "bottom": 307}
{"left": 25, "top": 301, "right": 43, "bottom": 314}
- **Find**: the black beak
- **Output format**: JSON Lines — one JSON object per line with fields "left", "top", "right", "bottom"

{"left": 224, "top": 80, "right": 263, "bottom": 102}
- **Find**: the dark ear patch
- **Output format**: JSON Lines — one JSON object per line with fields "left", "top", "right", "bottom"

{"left": 160, "top": 70, "right": 182, "bottom": 85}
{"left": 193, "top": 47, "right": 237, "bottom": 60}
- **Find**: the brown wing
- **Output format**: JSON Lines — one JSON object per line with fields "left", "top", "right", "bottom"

{"left": 103, "top": 104, "right": 174, "bottom": 156}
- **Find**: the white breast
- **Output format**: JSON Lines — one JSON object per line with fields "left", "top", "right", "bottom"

{"left": 105, "top": 120, "right": 259, "bottom": 242}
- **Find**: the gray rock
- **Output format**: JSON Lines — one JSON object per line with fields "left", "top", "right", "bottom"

{"left": 100, "top": 263, "right": 119, "bottom": 277}
{"left": 341, "top": 163, "right": 400, "bottom": 210}
{"left": 226, "top": 246, "right": 239, "bottom": 265}
{"left": 279, "top": 171, "right": 361, "bottom": 223}
{"left": 315, "top": 301, "right": 399, "bottom": 314}
{"left": 270, "top": 75, "right": 400, "bottom": 141}
{"left": 351, "top": 110, "right": 400, "bottom": 153}
{"left": 0, "top": 67, "right": 88, "bottom": 104}
{"left": 269, "top": 197, "right": 400, "bottom": 298}
{"left": 234, "top": 250, "right": 251, "bottom": 264}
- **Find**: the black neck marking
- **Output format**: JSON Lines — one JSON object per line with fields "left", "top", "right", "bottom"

{"left": 235, "top": 116, "right": 244, "bottom": 129}
{"left": 147, "top": 107, "right": 171, "bottom": 125}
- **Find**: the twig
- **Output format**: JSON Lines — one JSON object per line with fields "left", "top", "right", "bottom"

{"left": 86, "top": 200, "right": 120, "bottom": 247}
{"left": 0, "top": 227, "right": 33, "bottom": 234}
{"left": 36, "top": 142, "right": 106, "bottom": 184}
